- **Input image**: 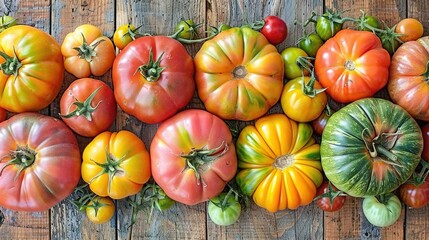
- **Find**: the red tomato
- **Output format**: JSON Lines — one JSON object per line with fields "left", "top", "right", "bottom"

{"left": 395, "top": 18, "right": 424, "bottom": 42}
{"left": 112, "top": 36, "right": 195, "bottom": 124}
{"left": 150, "top": 109, "right": 237, "bottom": 205}
{"left": 315, "top": 181, "right": 346, "bottom": 212}
{"left": 315, "top": 29, "right": 390, "bottom": 103}
{"left": 311, "top": 106, "right": 334, "bottom": 136}
{"left": 60, "top": 78, "right": 117, "bottom": 137}
{"left": 0, "top": 107, "right": 6, "bottom": 122}
{"left": 399, "top": 173, "right": 429, "bottom": 209}
{"left": 422, "top": 124, "right": 429, "bottom": 162}
{"left": 260, "top": 16, "right": 288, "bottom": 45}
{"left": 0, "top": 113, "right": 81, "bottom": 211}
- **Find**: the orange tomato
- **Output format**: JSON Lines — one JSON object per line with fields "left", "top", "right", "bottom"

{"left": 61, "top": 24, "right": 115, "bottom": 78}
{"left": 395, "top": 18, "right": 424, "bottom": 42}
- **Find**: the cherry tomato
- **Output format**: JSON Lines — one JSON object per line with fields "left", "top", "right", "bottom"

{"left": 280, "top": 47, "right": 310, "bottom": 79}
{"left": 357, "top": 15, "right": 380, "bottom": 31}
{"left": 260, "top": 15, "right": 288, "bottom": 45}
{"left": 395, "top": 18, "right": 424, "bottom": 42}
{"left": 113, "top": 24, "right": 139, "bottom": 50}
{"left": 0, "top": 107, "right": 6, "bottom": 122}
{"left": 315, "top": 181, "right": 346, "bottom": 212}
{"left": 298, "top": 33, "right": 323, "bottom": 57}
{"left": 315, "top": 11, "right": 343, "bottom": 41}
{"left": 399, "top": 174, "right": 429, "bottom": 209}
{"left": 421, "top": 124, "right": 429, "bottom": 161}
{"left": 175, "top": 19, "right": 199, "bottom": 40}
{"left": 85, "top": 196, "right": 115, "bottom": 224}
{"left": 311, "top": 106, "right": 334, "bottom": 136}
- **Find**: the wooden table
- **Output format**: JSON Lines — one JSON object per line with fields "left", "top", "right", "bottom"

{"left": 1, "top": 0, "right": 429, "bottom": 239}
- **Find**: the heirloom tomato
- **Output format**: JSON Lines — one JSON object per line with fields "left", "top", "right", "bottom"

{"left": 236, "top": 114, "right": 323, "bottom": 212}
{"left": 0, "top": 113, "right": 81, "bottom": 211}
{"left": 399, "top": 171, "right": 429, "bottom": 209}
{"left": 315, "top": 181, "right": 346, "bottom": 212}
{"left": 150, "top": 109, "right": 237, "bottom": 205}
{"left": 112, "top": 36, "right": 195, "bottom": 124}
{"left": 208, "top": 192, "right": 241, "bottom": 226}
{"left": 61, "top": 24, "right": 115, "bottom": 78}
{"left": 321, "top": 98, "right": 422, "bottom": 197}
{"left": 280, "top": 76, "right": 327, "bottom": 122}
{"left": 362, "top": 193, "right": 402, "bottom": 227}
{"left": 260, "top": 15, "right": 288, "bottom": 45}
{"left": 281, "top": 47, "right": 310, "bottom": 79}
{"left": 422, "top": 124, "right": 429, "bottom": 161}
{"left": 82, "top": 130, "right": 151, "bottom": 199}
{"left": 0, "top": 107, "right": 6, "bottom": 122}
{"left": 315, "top": 29, "right": 390, "bottom": 103}
{"left": 0, "top": 25, "right": 64, "bottom": 112}
{"left": 113, "top": 24, "right": 139, "bottom": 50}
{"left": 395, "top": 18, "right": 424, "bottom": 42}
{"left": 298, "top": 33, "right": 324, "bottom": 57}
{"left": 85, "top": 196, "right": 115, "bottom": 224}
{"left": 60, "top": 78, "right": 117, "bottom": 137}
{"left": 315, "top": 10, "right": 343, "bottom": 41}
{"left": 388, "top": 36, "right": 429, "bottom": 121}
{"left": 194, "top": 27, "right": 284, "bottom": 121}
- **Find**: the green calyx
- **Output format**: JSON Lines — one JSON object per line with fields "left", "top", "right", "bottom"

{"left": 60, "top": 86, "right": 103, "bottom": 121}
{"left": 0, "top": 145, "right": 37, "bottom": 180}
{"left": 138, "top": 49, "right": 165, "bottom": 82}
{"left": 0, "top": 49, "right": 21, "bottom": 76}
{"left": 74, "top": 33, "right": 105, "bottom": 62}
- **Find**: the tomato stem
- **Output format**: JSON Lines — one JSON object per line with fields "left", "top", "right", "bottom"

{"left": 0, "top": 48, "right": 21, "bottom": 76}
{"left": 138, "top": 49, "right": 165, "bottom": 82}
{"left": 60, "top": 86, "right": 103, "bottom": 121}
{"left": 74, "top": 33, "right": 105, "bottom": 62}
{"left": 0, "top": 145, "right": 37, "bottom": 180}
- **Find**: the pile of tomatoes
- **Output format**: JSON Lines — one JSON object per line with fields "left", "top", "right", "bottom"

{"left": 0, "top": 9, "right": 428, "bottom": 228}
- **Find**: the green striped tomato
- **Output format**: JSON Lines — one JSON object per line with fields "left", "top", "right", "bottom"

{"left": 321, "top": 98, "right": 422, "bottom": 197}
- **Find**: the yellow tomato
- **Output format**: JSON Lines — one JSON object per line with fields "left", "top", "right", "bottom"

{"left": 86, "top": 196, "right": 115, "bottom": 224}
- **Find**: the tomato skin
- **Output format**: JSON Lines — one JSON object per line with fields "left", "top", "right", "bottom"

{"left": 362, "top": 193, "right": 402, "bottom": 227}
{"left": 86, "top": 196, "right": 115, "bottom": 224}
{"left": 208, "top": 193, "right": 241, "bottom": 226}
{"left": 0, "top": 25, "right": 64, "bottom": 112}
{"left": 281, "top": 47, "right": 310, "bottom": 79}
{"left": 0, "top": 113, "right": 81, "bottom": 211}
{"left": 315, "top": 29, "right": 390, "bottom": 103}
{"left": 113, "top": 36, "right": 195, "bottom": 124}
{"left": 260, "top": 16, "right": 288, "bottom": 45}
{"left": 82, "top": 130, "right": 151, "bottom": 200}
{"left": 280, "top": 76, "right": 327, "bottom": 122}
{"left": 298, "top": 33, "right": 324, "bottom": 57}
{"left": 113, "top": 24, "right": 137, "bottom": 50}
{"left": 194, "top": 27, "right": 284, "bottom": 121}
{"left": 422, "top": 124, "right": 429, "bottom": 161}
{"left": 60, "top": 78, "right": 117, "bottom": 137}
{"left": 150, "top": 109, "right": 237, "bottom": 206}
{"left": 388, "top": 36, "right": 429, "bottom": 121}
{"left": 61, "top": 24, "right": 116, "bottom": 78}
{"left": 236, "top": 113, "right": 323, "bottom": 212}
{"left": 399, "top": 176, "right": 429, "bottom": 209}
{"left": 0, "top": 107, "right": 6, "bottom": 122}
{"left": 395, "top": 18, "right": 424, "bottom": 42}
{"left": 315, "top": 181, "right": 346, "bottom": 212}
{"left": 321, "top": 98, "right": 422, "bottom": 197}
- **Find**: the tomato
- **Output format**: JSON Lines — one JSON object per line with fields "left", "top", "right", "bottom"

{"left": 321, "top": 98, "right": 422, "bottom": 197}
{"left": 314, "top": 29, "right": 390, "bottom": 103}
{"left": 280, "top": 76, "right": 327, "bottom": 122}
{"left": 113, "top": 24, "right": 139, "bottom": 50}
{"left": 298, "top": 33, "right": 324, "bottom": 57}
{"left": 399, "top": 171, "right": 429, "bottom": 209}
{"left": 315, "top": 10, "right": 343, "bottom": 41}
{"left": 82, "top": 130, "right": 151, "bottom": 199}
{"left": 422, "top": 124, "right": 429, "bottom": 161}
{"left": 315, "top": 181, "right": 346, "bottom": 212}
{"left": 281, "top": 47, "right": 310, "bottom": 79}
{"left": 311, "top": 105, "right": 334, "bottom": 136}
{"left": 356, "top": 14, "right": 380, "bottom": 31}
{"left": 112, "top": 36, "right": 195, "bottom": 124}
{"left": 0, "top": 107, "right": 6, "bottom": 122}
{"left": 194, "top": 27, "right": 284, "bottom": 121}
{"left": 236, "top": 114, "right": 323, "bottom": 212}
{"left": 0, "top": 113, "right": 81, "bottom": 211}
{"left": 0, "top": 15, "right": 17, "bottom": 32}
{"left": 0, "top": 25, "right": 64, "bottom": 112}
{"left": 260, "top": 16, "right": 288, "bottom": 45}
{"left": 379, "top": 28, "right": 401, "bottom": 55}
{"left": 85, "top": 196, "right": 115, "bottom": 224}
{"left": 61, "top": 24, "right": 116, "bottom": 78}
{"left": 362, "top": 193, "right": 402, "bottom": 227}
{"left": 208, "top": 192, "right": 241, "bottom": 226}
{"left": 60, "top": 78, "right": 117, "bottom": 137}
{"left": 150, "top": 109, "right": 237, "bottom": 205}
{"left": 395, "top": 18, "right": 424, "bottom": 42}
{"left": 388, "top": 36, "right": 429, "bottom": 121}
{"left": 175, "top": 19, "right": 200, "bottom": 40}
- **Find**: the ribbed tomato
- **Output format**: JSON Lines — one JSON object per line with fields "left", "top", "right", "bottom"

{"left": 388, "top": 36, "right": 429, "bottom": 121}
{"left": 321, "top": 98, "right": 422, "bottom": 197}
{"left": 235, "top": 113, "right": 323, "bottom": 212}
{"left": 194, "top": 27, "right": 284, "bottom": 121}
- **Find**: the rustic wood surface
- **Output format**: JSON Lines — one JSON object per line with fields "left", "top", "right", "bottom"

{"left": 1, "top": 0, "right": 429, "bottom": 239}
